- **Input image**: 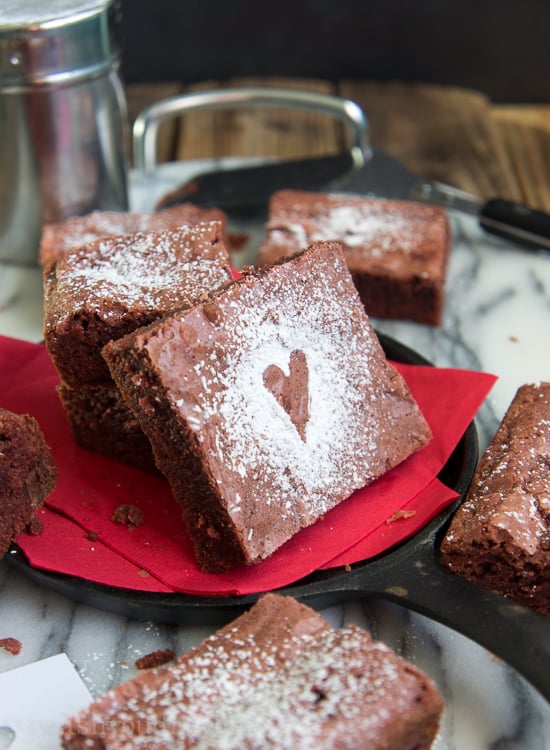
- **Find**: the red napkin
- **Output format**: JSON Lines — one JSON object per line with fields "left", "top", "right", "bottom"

{"left": 1, "top": 335, "right": 495, "bottom": 596}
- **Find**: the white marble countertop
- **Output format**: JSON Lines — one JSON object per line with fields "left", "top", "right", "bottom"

{"left": 0, "top": 165, "right": 549, "bottom": 749}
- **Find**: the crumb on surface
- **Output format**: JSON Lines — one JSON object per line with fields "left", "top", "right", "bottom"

{"left": 0, "top": 637, "right": 22, "bottom": 655}
{"left": 111, "top": 504, "right": 144, "bottom": 530}
{"left": 386, "top": 509, "right": 417, "bottom": 524}
{"left": 135, "top": 648, "right": 176, "bottom": 670}
{"left": 24, "top": 515, "right": 44, "bottom": 536}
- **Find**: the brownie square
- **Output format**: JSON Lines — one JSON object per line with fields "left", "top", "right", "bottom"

{"left": 0, "top": 408, "right": 57, "bottom": 557}
{"left": 103, "top": 241, "right": 432, "bottom": 572}
{"left": 61, "top": 593, "right": 444, "bottom": 749}
{"left": 39, "top": 204, "right": 228, "bottom": 267}
{"left": 257, "top": 189, "right": 451, "bottom": 325}
{"left": 440, "top": 382, "right": 550, "bottom": 617}
{"left": 44, "top": 221, "right": 234, "bottom": 387}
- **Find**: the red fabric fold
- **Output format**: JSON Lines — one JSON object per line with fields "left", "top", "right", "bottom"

{"left": 1, "top": 335, "right": 496, "bottom": 597}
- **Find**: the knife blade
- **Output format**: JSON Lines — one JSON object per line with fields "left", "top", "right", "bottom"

{"left": 157, "top": 147, "right": 550, "bottom": 251}
{"left": 155, "top": 152, "right": 360, "bottom": 211}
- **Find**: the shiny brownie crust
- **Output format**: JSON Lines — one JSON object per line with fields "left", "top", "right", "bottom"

{"left": 440, "top": 382, "right": 550, "bottom": 617}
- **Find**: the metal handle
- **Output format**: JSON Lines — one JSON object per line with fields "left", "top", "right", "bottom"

{"left": 132, "top": 86, "right": 370, "bottom": 175}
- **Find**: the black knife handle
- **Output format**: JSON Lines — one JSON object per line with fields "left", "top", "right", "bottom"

{"left": 480, "top": 198, "right": 550, "bottom": 250}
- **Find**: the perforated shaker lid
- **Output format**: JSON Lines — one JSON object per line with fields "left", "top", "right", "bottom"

{"left": 0, "top": 0, "right": 122, "bottom": 89}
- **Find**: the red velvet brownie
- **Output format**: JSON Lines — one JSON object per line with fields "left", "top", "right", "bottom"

{"left": 0, "top": 408, "right": 57, "bottom": 557}
{"left": 44, "top": 221, "right": 233, "bottom": 470}
{"left": 61, "top": 593, "right": 444, "bottom": 749}
{"left": 39, "top": 204, "right": 228, "bottom": 267}
{"left": 44, "top": 221, "right": 234, "bottom": 388}
{"left": 257, "top": 189, "right": 451, "bottom": 325}
{"left": 103, "top": 241, "right": 432, "bottom": 572}
{"left": 57, "top": 383, "right": 159, "bottom": 475}
{"left": 440, "top": 382, "right": 550, "bottom": 617}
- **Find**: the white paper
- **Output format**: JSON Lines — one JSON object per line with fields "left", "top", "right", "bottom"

{"left": 0, "top": 653, "right": 92, "bottom": 749}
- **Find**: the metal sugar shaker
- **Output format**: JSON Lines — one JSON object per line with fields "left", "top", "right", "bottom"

{"left": 0, "top": 0, "right": 129, "bottom": 265}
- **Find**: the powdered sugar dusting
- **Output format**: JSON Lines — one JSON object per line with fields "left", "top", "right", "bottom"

{"left": 48, "top": 222, "right": 231, "bottom": 325}
{"left": 40, "top": 205, "right": 224, "bottom": 264}
{"left": 64, "top": 622, "right": 431, "bottom": 749}
{"left": 146, "top": 244, "right": 430, "bottom": 560}
{"left": 264, "top": 193, "right": 436, "bottom": 258}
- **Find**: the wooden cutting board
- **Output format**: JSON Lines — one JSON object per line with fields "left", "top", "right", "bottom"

{"left": 126, "top": 78, "right": 550, "bottom": 210}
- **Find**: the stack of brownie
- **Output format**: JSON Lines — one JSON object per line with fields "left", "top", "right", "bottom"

{"left": 43, "top": 221, "right": 234, "bottom": 472}
{"left": 42, "top": 195, "right": 434, "bottom": 574}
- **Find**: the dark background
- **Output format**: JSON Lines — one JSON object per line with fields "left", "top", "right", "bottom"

{"left": 119, "top": 0, "right": 550, "bottom": 103}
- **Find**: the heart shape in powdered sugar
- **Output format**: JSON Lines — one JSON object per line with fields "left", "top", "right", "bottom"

{"left": 263, "top": 350, "right": 309, "bottom": 442}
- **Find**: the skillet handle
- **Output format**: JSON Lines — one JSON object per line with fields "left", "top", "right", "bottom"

{"left": 132, "top": 86, "right": 370, "bottom": 175}
{"left": 340, "top": 544, "right": 550, "bottom": 703}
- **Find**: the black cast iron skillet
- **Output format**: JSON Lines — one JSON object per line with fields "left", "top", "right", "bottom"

{"left": 7, "top": 332, "right": 550, "bottom": 701}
